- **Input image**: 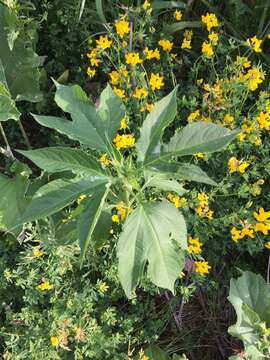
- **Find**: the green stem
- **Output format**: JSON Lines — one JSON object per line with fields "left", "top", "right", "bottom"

{"left": 0, "top": 122, "right": 14, "bottom": 158}
{"left": 18, "top": 120, "right": 31, "bottom": 149}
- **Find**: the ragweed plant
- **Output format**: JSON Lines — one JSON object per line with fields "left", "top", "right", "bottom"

{"left": 13, "top": 81, "right": 238, "bottom": 298}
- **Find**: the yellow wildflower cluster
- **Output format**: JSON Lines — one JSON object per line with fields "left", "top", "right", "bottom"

{"left": 96, "top": 35, "right": 113, "bottom": 49}
{"left": 245, "top": 68, "right": 265, "bottom": 91}
{"left": 115, "top": 19, "right": 130, "bottom": 38}
{"left": 114, "top": 87, "right": 126, "bottom": 99}
{"left": 247, "top": 36, "right": 262, "bottom": 53}
{"left": 113, "top": 134, "right": 135, "bottom": 150}
{"left": 181, "top": 30, "right": 193, "bottom": 49}
{"left": 86, "top": 48, "right": 102, "bottom": 77}
{"left": 201, "top": 13, "right": 219, "bottom": 32}
{"left": 149, "top": 73, "right": 164, "bottom": 91}
{"left": 125, "top": 52, "right": 143, "bottom": 66}
{"left": 167, "top": 193, "right": 187, "bottom": 208}
{"left": 111, "top": 203, "right": 131, "bottom": 223}
{"left": 99, "top": 153, "right": 110, "bottom": 167}
{"left": 257, "top": 110, "right": 270, "bottom": 130}
{"left": 201, "top": 41, "right": 214, "bottom": 57}
{"left": 195, "top": 192, "right": 214, "bottom": 219}
{"left": 37, "top": 280, "right": 53, "bottom": 291}
{"left": 231, "top": 224, "right": 254, "bottom": 242}
{"left": 140, "top": 103, "right": 154, "bottom": 113}
{"left": 144, "top": 47, "right": 160, "bottom": 60}
{"left": 188, "top": 236, "right": 202, "bottom": 254}
{"left": 158, "top": 39, "right": 173, "bottom": 52}
{"left": 109, "top": 70, "right": 120, "bottom": 85}
{"left": 253, "top": 208, "right": 270, "bottom": 235}
{"left": 194, "top": 261, "right": 211, "bottom": 276}
{"left": 228, "top": 157, "right": 250, "bottom": 174}
{"left": 235, "top": 56, "right": 251, "bottom": 69}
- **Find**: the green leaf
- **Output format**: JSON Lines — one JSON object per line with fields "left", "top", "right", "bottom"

{"left": 18, "top": 147, "right": 107, "bottom": 178}
{"left": 0, "top": 173, "right": 29, "bottom": 233}
{"left": 149, "top": 162, "right": 217, "bottom": 186}
{"left": 165, "top": 122, "right": 239, "bottom": 157}
{"left": 118, "top": 201, "right": 187, "bottom": 298}
{"left": 0, "top": 3, "right": 42, "bottom": 102}
{"left": 91, "top": 210, "right": 112, "bottom": 250}
{"left": 95, "top": 0, "right": 106, "bottom": 23}
{"left": 137, "top": 87, "right": 178, "bottom": 163}
{"left": 228, "top": 271, "right": 270, "bottom": 349}
{"left": 145, "top": 345, "right": 170, "bottom": 360}
{"left": 144, "top": 172, "right": 186, "bottom": 194}
{"left": 152, "top": 1, "right": 186, "bottom": 10}
{"left": 97, "top": 83, "right": 125, "bottom": 140}
{"left": 19, "top": 177, "right": 108, "bottom": 224}
{"left": 0, "top": 81, "right": 20, "bottom": 121}
{"left": 78, "top": 184, "right": 110, "bottom": 263}
{"left": 164, "top": 21, "right": 202, "bottom": 34}
{"left": 32, "top": 82, "right": 124, "bottom": 152}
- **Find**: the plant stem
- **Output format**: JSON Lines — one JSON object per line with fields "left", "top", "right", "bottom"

{"left": 267, "top": 254, "right": 270, "bottom": 283}
{"left": 0, "top": 122, "right": 14, "bottom": 158}
{"left": 18, "top": 120, "right": 31, "bottom": 149}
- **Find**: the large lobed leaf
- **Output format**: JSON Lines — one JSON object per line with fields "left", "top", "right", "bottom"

{"left": 117, "top": 201, "right": 187, "bottom": 298}
{"left": 32, "top": 82, "right": 125, "bottom": 152}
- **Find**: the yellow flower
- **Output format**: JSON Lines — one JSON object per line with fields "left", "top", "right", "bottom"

{"left": 125, "top": 52, "right": 143, "bottom": 66}
{"left": 37, "top": 281, "right": 53, "bottom": 291}
{"left": 134, "top": 87, "right": 148, "bottom": 99}
{"left": 228, "top": 157, "right": 239, "bottom": 174}
{"left": 235, "top": 56, "right": 251, "bottom": 69}
{"left": 90, "top": 58, "right": 101, "bottom": 67}
{"left": 197, "top": 192, "right": 208, "bottom": 205}
{"left": 201, "top": 12, "right": 219, "bottom": 32}
{"left": 202, "top": 41, "right": 214, "bottom": 57}
{"left": 206, "top": 210, "right": 214, "bottom": 220}
{"left": 99, "top": 153, "right": 110, "bottom": 167}
{"left": 86, "top": 48, "right": 98, "bottom": 59}
{"left": 184, "top": 30, "right": 193, "bottom": 40}
{"left": 120, "top": 116, "right": 127, "bottom": 130}
{"left": 224, "top": 114, "right": 234, "bottom": 124}
{"left": 245, "top": 68, "right": 264, "bottom": 91}
{"left": 142, "top": 0, "right": 151, "bottom": 10}
{"left": 253, "top": 208, "right": 270, "bottom": 222}
{"left": 158, "top": 39, "right": 173, "bottom": 52}
{"left": 113, "top": 134, "right": 135, "bottom": 150}
{"left": 188, "top": 110, "right": 200, "bottom": 122}
{"left": 168, "top": 193, "right": 187, "bottom": 208}
{"left": 142, "top": 356, "right": 149, "bottom": 360}
{"left": 195, "top": 261, "right": 211, "bottom": 276}
{"left": 113, "top": 87, "right": 126, "bottom": 99}
{"left": 194, "top": 152, "right": 205, "bottom": 159}
{"left": 254, "top": 223, "right": 270, "bottom": 235}
{"left": 181, "top": 38, "right": 191, "bottom": 49}
{"left": 238, "top": 133, "right": 246, "bottom": 142}
{"left": 257, "top": 111, "right": 270, "bottom": 130}
{"left": 144, "top": 47, "right": 160, "bottom": 60}
{"left": 146, "top": 103, "right": 154, "bottom": 112}
{"left": 50, "top": 336, "right": 59, "bottom": 346}
{"left": 116, "top": 203, "right": 127, "bottom": 220}
{"left": 96, "top": 35, "right": 113, "bottom": 49}
{"left": 174, "top": 10, "right": 183, "bottom": 21}
{"left": 265, "top": 242, "right": 270, "bottom": 249}
{"left": 238, "top": 161, "right": 249, "bottom": 173}
{"left": 149, "top": 73, "right": 164, "bottom": 91}
{"left": 208, "top": 32, "right": 218, "bottom": 45}
{"left": 188, "top": 236, "right": 202, "bottom": 254}
{"left": 77, "top": 194, "right": 87, "bottom": 204}
{"left": 109, "top": 71, "right": 120, "bottom": 85}
{"left": 115, "top": 19, "right": 130, "bottom": 38}
{"left": 87, "top": 67, "right": 96, "bottom": 77}
{"left": 231, "top": 227, "right": 242, "bottom": 242}
{"left": 247, "top": 36, "right": 262, "bottom": 53}
{"left": 99, "top": 282, "right": 109, "bottom": 293}
{"left": 112, "top": 214, "right": 120, "bottom": 223}
{"left": 33, "top": 248, "right": 44, "bottom": 257}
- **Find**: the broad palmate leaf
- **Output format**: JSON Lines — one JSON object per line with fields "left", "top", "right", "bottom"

{"left": 118, "top": 201, "right": 187, "bottom": 298}
{"left": 32, "top": 82, "right": 125, "bottom": 152}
